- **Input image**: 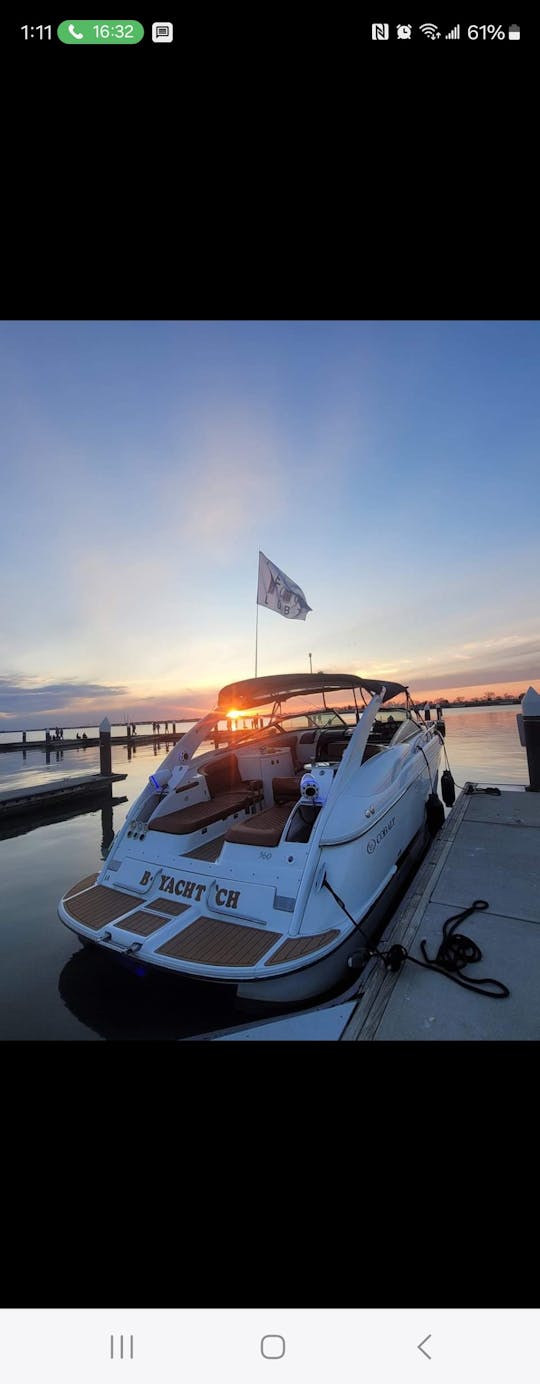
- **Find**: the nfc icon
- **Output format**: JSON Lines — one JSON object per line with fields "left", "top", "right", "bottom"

{"left": 372, "top": 22, "right": 390, "bottom": 38}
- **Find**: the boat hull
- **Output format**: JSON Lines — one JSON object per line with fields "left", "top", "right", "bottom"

{"left": 61, "top": 816, "right": 431, "bottom": 1006}
{"left": 235, "top": 818, "right": 430, "bottom": 1002}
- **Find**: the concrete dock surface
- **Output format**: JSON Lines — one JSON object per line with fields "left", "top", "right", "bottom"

{"left": 342, "top": 784, "right": 540, "bottom": 1041}
{"left": 0, "top": 772, "right": 127, "bottom": 817}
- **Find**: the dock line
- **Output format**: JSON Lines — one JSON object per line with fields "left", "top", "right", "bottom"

{"left": 367, "top": 899, "right": 510, "bottom": 999}
{"left": 324, "top": 868, "right": 511, "bottom": 1000}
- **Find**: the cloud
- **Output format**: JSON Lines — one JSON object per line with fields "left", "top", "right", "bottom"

{"left": 388, "top": 632, "right": 540, "bottom": 693}
{"left": 0, "top": 676, "right": 127, "bottom": 718}
{"left": 409, "top": 662, "right": 540, "bottom": 693}
{"left": 0, "top": 672, "right": 218, "bottom": 729}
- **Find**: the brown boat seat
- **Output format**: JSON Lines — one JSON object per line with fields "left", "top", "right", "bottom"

{"left": 224, "top": 802, "right": 293, "bottom": 847}
{"left": 202, "top": 752, "right": 243, "bottom": 796}
{"left": 148, "top": 789, "right": 257, "bottom": 836}
{"left": 272, "top": 775, "right": 303, "bottom": 804}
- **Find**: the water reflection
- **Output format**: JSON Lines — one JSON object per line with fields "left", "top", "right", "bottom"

{"left": 101, "top": 792, "right": 115, "bottom": 858}
{"left": 58, "top": 945, "right": 242, "bottom": 1041}
{"left": 0, "top": 791, "right": 128, "bottom": 844}
{"left": 442, "top": 706, "right": 527, "bottom": 787}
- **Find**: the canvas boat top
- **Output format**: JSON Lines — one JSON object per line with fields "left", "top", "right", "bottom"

{"left": 218, "top": 672, "right": 408, "bottom": 710}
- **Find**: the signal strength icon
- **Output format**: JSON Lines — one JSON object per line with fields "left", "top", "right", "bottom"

{"left": 445, "top": 23, "right": 460, "bottom": 37}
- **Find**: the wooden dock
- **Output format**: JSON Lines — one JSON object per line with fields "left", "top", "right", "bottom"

{"left": 0, "top": 772, "right": 127, "bottom": 818}
{"left": 341, "top": 782, "right": 540, "bottom": 1041}
{"left": 0, "top": 732, "right": 185, "bottom": 754}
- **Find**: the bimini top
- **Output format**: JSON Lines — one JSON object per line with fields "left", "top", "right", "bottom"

{"left": 218, "top": 672, "right": 408, "bottom": 711}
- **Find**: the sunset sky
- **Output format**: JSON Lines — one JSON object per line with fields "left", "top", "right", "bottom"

{"left": 1, "top": 320, "right": 539, "bottom": 729}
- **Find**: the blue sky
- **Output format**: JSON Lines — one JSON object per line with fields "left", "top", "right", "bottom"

{"left": 1, "top": 320, "right": 539, "bottom": 728}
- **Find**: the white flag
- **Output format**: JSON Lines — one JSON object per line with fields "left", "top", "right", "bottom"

{"left": 257, "top": 551, "right": 312, "bottom": 621}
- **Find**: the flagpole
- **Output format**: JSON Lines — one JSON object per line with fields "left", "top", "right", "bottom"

{"left": 255, "top": 600, "right": 259, "bottom": 678}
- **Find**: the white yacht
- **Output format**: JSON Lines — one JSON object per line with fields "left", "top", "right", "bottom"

{"left": 58, "top": 673, "right": 444, "bottom": 1003}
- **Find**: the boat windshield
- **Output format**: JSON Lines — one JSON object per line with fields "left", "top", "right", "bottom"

{"left": 209, "top": 704, "right": 359, "bottom": 750}
{"left": 271, "top": 707, "right": 353, "bottom": 731}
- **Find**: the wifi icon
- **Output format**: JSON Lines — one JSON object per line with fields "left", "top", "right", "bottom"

{"left": 420, "top": 22, "right": 441, "bottom": 37}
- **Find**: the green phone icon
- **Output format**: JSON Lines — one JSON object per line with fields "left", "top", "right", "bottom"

{"left": 57, "top": 20, "right": 144, "bottom": 43}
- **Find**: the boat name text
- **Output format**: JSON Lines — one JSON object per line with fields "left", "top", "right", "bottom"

{"left": 139, "top": 870, "right": 241, "bottom": 909}
{"left": 366, "top": 816, "right": 395, "bottom": 854}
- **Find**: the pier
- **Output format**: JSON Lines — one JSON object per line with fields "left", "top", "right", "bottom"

{"left": 0, "top": 730, "right": 185, "bottom": 753}
{"left": 341, "top": 783, "right": 540, "bottom": 1041}
{"left": 0, "top": 772, "right": 128, "bottom": 819}
{"left": 0, "top": 720, "right": 128, "bottom": 820}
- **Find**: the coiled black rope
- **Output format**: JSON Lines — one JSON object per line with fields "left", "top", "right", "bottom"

{"left": 381, "top": 899, "right": 510, "bottom": 998}
{"left": 323, "top": 879, "right": 510, "bottom": 999}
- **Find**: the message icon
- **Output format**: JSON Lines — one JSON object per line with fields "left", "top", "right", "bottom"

{"left": 152, "top": 22, "right": 173, "bottom": 41}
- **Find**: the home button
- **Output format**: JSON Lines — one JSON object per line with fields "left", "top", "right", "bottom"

{"left": 261, "top": 1336, "right": 286, "bottom": 1359}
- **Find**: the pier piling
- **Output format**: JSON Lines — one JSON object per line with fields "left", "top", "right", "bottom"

{"left": 99, "top": 716, "right": 112, "bottom": 776}
{"left": 519, "top": 686, "right": 540, "bottom": 791}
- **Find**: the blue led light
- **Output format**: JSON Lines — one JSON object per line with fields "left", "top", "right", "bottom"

{"left": 149, "top": 774, "right": 160, "bottom": 790}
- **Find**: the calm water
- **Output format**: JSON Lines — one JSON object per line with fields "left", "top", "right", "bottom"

{"left": 0, "top": 707, "right": 528, "bottom": 1040}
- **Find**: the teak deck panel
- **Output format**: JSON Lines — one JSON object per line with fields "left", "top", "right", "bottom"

{"left": 147, "top": 897, "right": 190, "bottom": 916}
{"left": 265, "top": 929, "right": 340, "bottom": 965}
{"left": 156, "top": 915, "right": 282, "bottom": 966}
{"left": 65, "top": 873, "right": 99, "bottom": 899}
{"left": 115, "top": 905, "right": 189, "bottom": 936}
{"left": 64, "top": 884, "right": 140, "bottom": 929}
{"left": 224, "top": 802, "right": 292, "bottom": 847}
{"left": 185, "top": 836, "right": 226, "bottom": 862}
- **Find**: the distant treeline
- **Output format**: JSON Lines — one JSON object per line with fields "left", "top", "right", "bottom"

{"left": 410, "top": 694, "right": 524, "bottom": 710}
{"left": 377, "top": 694, "right": 525, "bottom": 711}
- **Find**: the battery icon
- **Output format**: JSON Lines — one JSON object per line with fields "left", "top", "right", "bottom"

{"left": 508, "top": 24, "right": 520, "bottom": 37}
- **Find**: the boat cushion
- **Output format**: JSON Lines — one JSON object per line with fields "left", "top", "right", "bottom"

{"left": 272, "top": 775, "right": 302, "bottom": 803}
{"left": 224, "top": 802, "right": 293, "bottom": 847}
{"left": 148, "top": 790, "right": 257, "bottom": 835}
{"left": 202, "top": 752, "right": 244, "bottom": 797}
